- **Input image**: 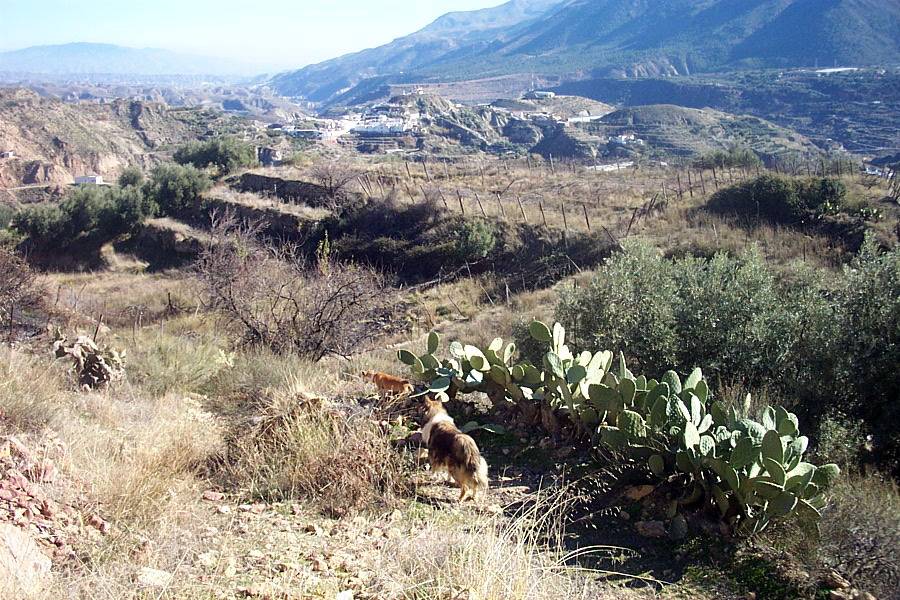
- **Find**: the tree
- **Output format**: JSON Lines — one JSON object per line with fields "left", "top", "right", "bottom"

{"left": 143, "top": 164, "right": 211, "bottom": 216}
{"left": 118, "top": 166, "right": 144, "bottom": 188}
{"left": 174, "top": 137, "right": 257, "bottom": 176}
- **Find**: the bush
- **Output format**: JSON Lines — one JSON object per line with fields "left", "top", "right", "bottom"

{"left": 143, "top": 163, "right": 211, "bottom": 216}
{"left": 707, "top": 174, "right": 847, "bottom": 225}
{"left": 117, "top": 166, "right": 144, "bottom": 188}
{"left": 454, "top": 218, "right": 498, "bottom": 262}
{"left": 0, "top": 246, "right": 42, "bottom": 327}
{"left": 556, "top": 240, "right": 900, "bottom": 473}
{"left": 174, "top": 137, "right": 257, "bottom": 176}
{"left": 223, "top": 386, "right": 406, "bottom": 514}
{"left": 197, "top": 217, "right": 395, "bottom": 361}
{"left": 694, "top": 146, "right": 762, "bottom": 170}
{"left": 13, "top": 185, "right": 157, "bottom": 248}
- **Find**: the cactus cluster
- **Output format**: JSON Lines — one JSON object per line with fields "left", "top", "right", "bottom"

{"left": 397, "top": 320, "right": 840, "bottom": 537}
{"left": 52, "top": 328, "right": 126, "bottom": 389}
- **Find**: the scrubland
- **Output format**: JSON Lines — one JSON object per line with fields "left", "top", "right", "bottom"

{"left": 1, "top": 153, "right": 898, "bottom": 600}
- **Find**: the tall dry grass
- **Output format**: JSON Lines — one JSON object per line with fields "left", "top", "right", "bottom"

{"left": 221, "top": 380, "right": 408, "bottom": 516}
{"left": 375, "top": 492, "right": 643, "bottom": 600}
{"left": 0, "top": 346, "right": 66, "bottom": 431}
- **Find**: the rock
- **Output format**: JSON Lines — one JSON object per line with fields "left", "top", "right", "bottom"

{"left": 0, "top": 523, "right": 51, "bottom": 596}
{"left": 824, "top": 570, "right": 852, "bottom": 590}
{"left": 216, "top": 505, "right": 232, "bottom": 514}
{"left": 246, "top": 549, "right": 264, "bottom": 560}
{"left": 336, "top": 591, "right": 354, "bottom": 600}
{"left": 634, "top": 520, "right": 667, "bottom": 538}
{"left": 623, "top": 485, "right": 655, "bottom": 502}
{"left": 6, "top": 436, "right": 32, "bottom": 462}
{"left": 828, "top": 592, "right": 851, "bottom": 600}
{"left": 305, "top": 523, "right": 324, "bottom": 536}
{"left": 87, "top": 514, "right": 110, "bottom": 534}
{"left": 134, "top": 566, "right": 173, "bottom": 588}
{"left": 202, "top": 490, "right": 225, "bottom": 502}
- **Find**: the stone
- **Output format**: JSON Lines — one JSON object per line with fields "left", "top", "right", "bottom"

{"left": 202, "top": 490, "right": 225, "bottom": 502}
{"left": 135, "top": 566, "right": 173, "bottom": 588}
{"left": 0, "top": 523, "right": 51, "bottom": 596}
{"left": 828, "top": 591, "right": 852, "bottom": 600}
{"left": 623, "top": 485, "right": 655, "bottom": 502}
{"left": 305, "top": 523, "right": 324, "bottom": 536}
{"left": 336, "top": 591, "right": 354, "bottom": 600}
{"left": 634, "top": 520, "right": 667, "bottom": 538}
{"left": 824, "top": 570, "right": 852, "bottom": 590}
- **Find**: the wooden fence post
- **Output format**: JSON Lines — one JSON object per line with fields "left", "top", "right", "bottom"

{"left": 456, "top": 189, "right": 466, "bottom": 215}
{"left": 495, "top": 193, "right": 506, "bottom": 219}
{"left": 517, "top": 196, "right": 528, "bottom": 223}
{"left": 582, "top": 203, "right": 591, "bottom": 231}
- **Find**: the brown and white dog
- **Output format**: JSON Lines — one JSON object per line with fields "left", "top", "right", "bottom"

{"left": 361, "top": 371, "right": 414, "bottom": 399}
{"left": 420, "top": 395, "right": 489, "bottom": 502}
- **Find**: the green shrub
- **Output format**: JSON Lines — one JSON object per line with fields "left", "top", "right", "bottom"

{"left": 174, "top": 137, "right": 257, "bottom": 176}
{"left": 14, "top": 185, "right": 157, "bottom": 249}
{"left": 556, "top": 240, "right": 900, "bottom": 474}
{"left": 118, "top": 166, "right": 144, "bottom": 188}
{"left": 0, "top": 203, "right": 16, "bottom": 229}
{"left": 143, "top": 163, "right": 211, "bottom": 216}
{"left": 694, "top": 146, "right": 762, "bottom": 170}
{"left": 454, "top": 218, "right": 498, "bottom": 262}
{"left": 707, "top": 174, "right": 847, "bottom": 225}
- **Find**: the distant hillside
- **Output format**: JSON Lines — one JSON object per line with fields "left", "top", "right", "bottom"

{"left": 270, "top": 0, "right": 564, "bottom": 101}
{"left": 273, "top": 0, "right": 900, "bottom": 104}
{"left": 0, "top": 88, "right": 215, "bottom": 193}
{"left": 588, "top": 104, "right": 820, "bottom": 158}
{"left": 0, "top": 43, "right": 260, "bottom": 78}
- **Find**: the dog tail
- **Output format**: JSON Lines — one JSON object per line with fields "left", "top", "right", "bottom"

{"left": 475, "top": 456, "right": 489, "bottom": 492}
{"left": 461, "top": 436, "right": 489, "bottom": 492}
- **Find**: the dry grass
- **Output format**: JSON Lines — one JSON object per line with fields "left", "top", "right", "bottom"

{"left": 375, "top": 492, "right": 645, "bottom": 600}
{"left": 0, "top": 345, "right": 66, "bottom": 431}
{"left": 210, "top": 187, "right": 331, "bottom": 221}
{"left": 57, "top": 389, "right": 222, "bottom": 529}
{"left": 817, "top": 473, "right": 900, "bottom": 599}
{"left": 221, "top": 382, "right": 409, "bottom": 516}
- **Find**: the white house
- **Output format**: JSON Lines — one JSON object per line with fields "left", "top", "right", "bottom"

{"left": 0, "top": 150, "right": 15, "bottom": 159}
{"left": 74, "top": 174, "right": 104, "bottom": 185}
{"left": 524, "top": 90, "right": 556, "bottom": 100}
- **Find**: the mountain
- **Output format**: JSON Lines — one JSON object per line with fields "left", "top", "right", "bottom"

{"left": 0, "top": 43, "right": 260, "bottom": 78}
{"left": 272, "top": 0, "right": 900, "bottom": 103}
{"left": 269, "top": 0, "right": 565, "bottom": 101}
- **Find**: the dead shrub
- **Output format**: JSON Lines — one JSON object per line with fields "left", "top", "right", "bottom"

{"left": 0, "top": 245, "right": 42, "bottom": 328}
{"left": 309, "top": 161, "right": 362, "bottom": 212}
{"left": 223, "top": 385, "right": 407, "bottom": 515}
{"left": 196, "top": 215, "right": 396, "bottom": 361}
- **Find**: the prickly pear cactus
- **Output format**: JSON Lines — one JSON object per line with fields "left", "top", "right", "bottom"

{"left": 52, "top": 328, "right": 126, "bottom": 389}
{"left": 397, "top": 320, "right": 839, "bottom": 537}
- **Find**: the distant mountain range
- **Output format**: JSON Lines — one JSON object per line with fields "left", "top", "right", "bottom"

{"left": 271, "top": 0, "right": 900, "bottom": 103}
{"left": 0, "top": 43, "right": 262, "bottom": 79}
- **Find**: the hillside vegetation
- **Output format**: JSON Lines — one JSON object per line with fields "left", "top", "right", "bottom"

{"left": 1, "top": 140, "right": 898, "bottom": 600}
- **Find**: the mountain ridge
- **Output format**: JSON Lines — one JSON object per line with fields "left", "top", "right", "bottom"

{"left": 271, "top": 0, "right": 900, "bottom": 103}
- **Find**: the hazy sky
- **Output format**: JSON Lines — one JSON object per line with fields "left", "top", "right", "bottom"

{"left": 0, "top": 0, "right": 503, "bottom": 70}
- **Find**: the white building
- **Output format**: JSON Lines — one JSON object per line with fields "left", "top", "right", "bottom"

{"left": 525, "top": 90, "right": 556, "bottom": 100}
{"left": 0, "top": 150, "right": 15, "bottom": 159}
{"left": 74, "top": 174, "right": 104, "bottom": 185}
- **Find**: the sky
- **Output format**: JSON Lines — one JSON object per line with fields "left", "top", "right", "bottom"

{"left": 0, "top": 0, "right": 504, "bottom": 71}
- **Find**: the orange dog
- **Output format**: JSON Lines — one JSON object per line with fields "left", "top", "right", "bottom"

{"left": 361, "top": 371, "right": 414, "bottom": 399}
